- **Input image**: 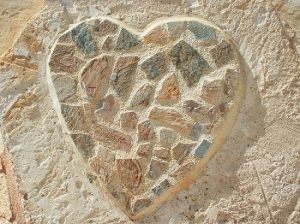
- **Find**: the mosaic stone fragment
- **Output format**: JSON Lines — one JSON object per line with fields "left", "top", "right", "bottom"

{"left": 71, "top": 23, "right": 98, "bottom": 56}
{"left": 140, "top": 52, "right": 167, "bottom": 79}
{"left": 171, "top": 143, "right": 194, "bottom": 164}
{"left": 130, "top": 83, "right": 154, "bottom": 107}
{"left": 147, "top": 159, "right": 168, "bottom": 179}
{"left": 210, "top": 40, "right": 234, "bottom": 67}
{"left": 111, "top": 56, "right": 139, "bottom": 97}
{"left": 193, "top": 139, "right": 211, "bottom": 158}
{"left": 187, "top": 21, "right": 216, "bottom": 40}
{"left": 116, "top": 28, "right": 139, "bottom": 49}
{"left": 170, "top": 40, "right": 210, "bottom": 86}
{"left": 117, "top": 159, "right": 142, "bottom": 191}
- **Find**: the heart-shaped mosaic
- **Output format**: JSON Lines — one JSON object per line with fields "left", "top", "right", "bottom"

{"left": 48, "top": 17, "right": 245, "bottom": 219}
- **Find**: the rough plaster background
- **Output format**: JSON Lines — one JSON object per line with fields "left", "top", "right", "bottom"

{"left": 0, "top": 0, "right": 299, "bottom": 223}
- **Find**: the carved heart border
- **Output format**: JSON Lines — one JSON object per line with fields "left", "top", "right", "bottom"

{"left": 47, "top": 16, "right": 246, "bottom": 220}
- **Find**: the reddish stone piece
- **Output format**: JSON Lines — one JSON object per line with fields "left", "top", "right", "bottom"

{"left": 143, "top": 26, "right": 168, "bottom": 44}
{"left": 102, "top": 36, "right": 114, "bottom": 51}
{"left": 171, "top": 143, "right": 195, "bottom": 164}
{"left": 149, "top": 106, "right": 195, "bottom": 137}
{"left": 117, "top": 159, "right": 142, "bottom": 191}
{"left": 138, "top": 120, "right": 155, "bottom": 142}
{"left": 182, "top": 100, "right": 209, "bottom": 121}
{"left": 111, "top": 56, "right": 139, "bottom": 97}
{"left": 137, "top": 143, "right": 153, "bottom": 158}
{"left": 49, "top": 44, "right": 83, "bottom": 73}
{"left": 157, "top": 75, "right": 180, "bottom": 103}
{"left": 200, "top": 78, "right": 225, "bottom": 105}
{"left": 94, "top": 19, "right": 119, "bottom": 36}
{"left": 120, "top": 111, "right": 138, "bottom": 130}
{"left": 93, "top": 124, "right": 132, "bottom": 151}
{"left": 96, "top": 94, "right": 118, "bottom": 121}
{"left": 81, "top": 56, "right": 113, "bottom": 97}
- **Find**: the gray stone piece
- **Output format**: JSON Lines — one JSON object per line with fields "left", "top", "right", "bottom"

{"left": 193, "top": 139, "right": 211, "bottom": 158}
{"left": 187, "top": 21, "right": 216, "bottom": 40}
{"left": 71, "top": 23, "right": 99, "bottom": 56}
{"left": 170, "top": 40, "right": 210, "bottom": 86}
{"left": 140, "top": 52, "right": 167, "bottom": 79}
{"left": 115, "top": 28, "right": 139, "bottom": 49}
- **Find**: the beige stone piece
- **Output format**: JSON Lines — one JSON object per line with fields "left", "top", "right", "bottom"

{"left": 149, "top": 106, "right": 195, "bottom": 137}
{"left": 157, "top": 74, "right": 180, "bottom": 104}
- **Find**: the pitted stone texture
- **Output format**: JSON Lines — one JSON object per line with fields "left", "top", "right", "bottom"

{"left": 137, "top": 143, "right": 153, "bottom": 158}
{"left": 187, "top": 21, "right": 216, "bottom": 40}
{"left": 111, "top": 56, "right": 139, "bottom": 97}
{"left": 61, "top": 104, "right": 87, "bottom": 131}
{"left": 200, "top": 77, "right": 225, "bottom": 105}
{"left": 170, "top": 40, "right": 210, "bottom": 86}
{"left": 154, "top": 147, "right": 171, "bottom": 161}
{"left": 143, "top": 26, "right": 168, "bottom": 44}
{"left": 158, "top": 128, "right": 177, "bottom": 148}
{"left": 140, "top": 52, "right": 167, "bottom": 79}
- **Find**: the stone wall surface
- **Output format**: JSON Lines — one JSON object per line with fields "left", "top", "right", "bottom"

{"left": 0, "top": 0, "right": 299, "bottom": 224}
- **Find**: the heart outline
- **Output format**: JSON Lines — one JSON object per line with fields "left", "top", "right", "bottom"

{"left": 46, "top": 16, "right": 246, "bottom": 220}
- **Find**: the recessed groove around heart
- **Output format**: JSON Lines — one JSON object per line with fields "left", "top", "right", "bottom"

{"left": 48, "top": 16, "right": 245, "bottom": 220}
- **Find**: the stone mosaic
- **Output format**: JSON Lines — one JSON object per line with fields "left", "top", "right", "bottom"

{"left": 48, "top": 18, "right": 241, "bottom": 218}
